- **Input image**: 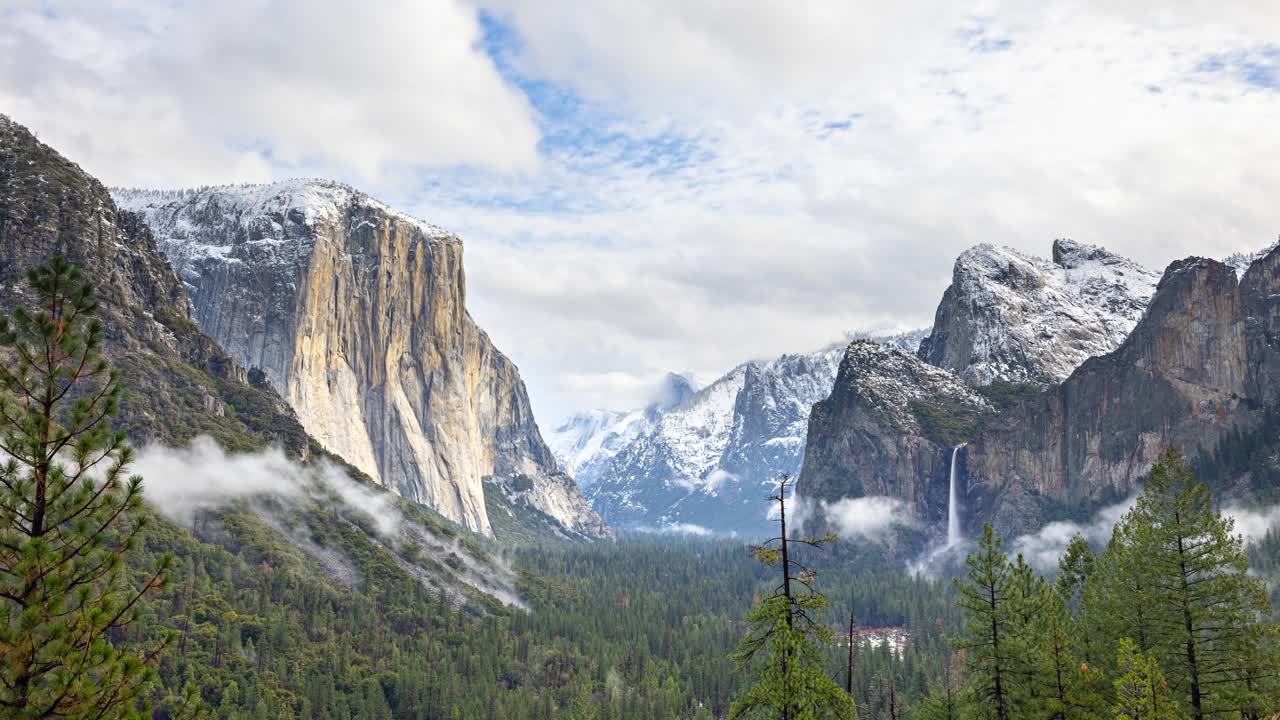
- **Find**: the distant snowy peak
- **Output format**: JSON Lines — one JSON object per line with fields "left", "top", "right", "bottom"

{"left": 918, "top": 239, "right": 1159, "bottom": 386}
{"left": 586, "top": 339, "right": 868, "bottom": 535}
{"left": 547, "top": 372, "right": 697, "bottom": 487}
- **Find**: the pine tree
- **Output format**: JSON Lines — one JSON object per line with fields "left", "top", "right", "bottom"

{"left": 1094, "top": 448, "right": 1279, "bottom": 720}
{"left": 1034, "top": 586, "right": 1104, "bottom": 720}
{"left": 1005, "top": 553, "right": 1049, "bottom": 718}
{"left": 729, "top": 474, "right": 855, "bottom": 720}
{"left": 1055, "top": 535, "right": 1096, "bottom": 610}
{"left": 1112, "top": 638, "right": 1178, "bottom": 720}
{"left": 953, "top": 524, "right": 1016, "bottom": 720}
{"left": 0, "top": 256, "right": 178, "bottom": 718}
{"left": 912, "top": 655, "right": 960, "bottom": 720}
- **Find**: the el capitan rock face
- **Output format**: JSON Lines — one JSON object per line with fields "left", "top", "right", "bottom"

{"left": 115, "top": 182, "right": 605, "bottom": 538}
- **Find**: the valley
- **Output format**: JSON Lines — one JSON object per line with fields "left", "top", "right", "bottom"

{"left": 5, "top": 5, "right": 1280, "bottom": 714}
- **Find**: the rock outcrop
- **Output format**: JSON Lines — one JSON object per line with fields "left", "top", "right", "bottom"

{"left": 918, "top": 240, "right": 1158, "bottom": 386}
{"left": 797, "top": 341, "right": 991, "bottom": 533}
{"left": 114, "top": 181, "right": 606, "bottom": 538}
{"left": 485, "top": 472, "right": 614, "bottom": 541}
{"left": 965, "top": 250, "right": 1278, "bottom": 535}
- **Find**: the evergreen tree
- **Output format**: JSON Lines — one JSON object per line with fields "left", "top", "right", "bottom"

{"left": 911, "top": 656, "right": 960, "bottom": 720}
{"left": 0, "top": 256, "right": 180, "bottom": 718}
{"left": 953, "top": 524, "right": 1017, "bottom": 720}
{"left": 1055, "top": 534, "right": 1096, "bottom": 609}
{"left": 1112, "top": 638, "right": 1179, "bottom": 720}
{"left": 729, "top": 474, "right": 855, "bottom": 720}
{"left": 1095, "top": 449, "right": 1278, "bottom": 720}
{"left": 1034, "top": 586, "right": 1104, "bottom": 720}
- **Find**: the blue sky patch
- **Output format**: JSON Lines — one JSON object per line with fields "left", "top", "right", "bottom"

{"left": 1195, "top": 45, "right": 1280, "bottom": 90}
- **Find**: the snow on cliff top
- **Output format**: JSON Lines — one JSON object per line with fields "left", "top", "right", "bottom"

{"left": 840, "top": 341, "right": 990, "bottom": 433}
{"left": 920, "top": 239, "right": 1159, "bottom": 386}
{"left": 113, "top": 179, "right": 457, "bottom": 244}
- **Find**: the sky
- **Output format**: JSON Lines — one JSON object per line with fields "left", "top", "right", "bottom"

{"left": 2, "top": 1, "right": 1279, "bottom": 425}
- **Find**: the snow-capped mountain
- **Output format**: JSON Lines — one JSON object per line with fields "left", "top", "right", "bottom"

{"left": 917, "top": 239, "right": 1159, "bottom": 386}
{"left": 587, "top": 331, "right": 925, "bottom": 536}
{"left": 547, "top": 373, "right": 696, "bottom": 487}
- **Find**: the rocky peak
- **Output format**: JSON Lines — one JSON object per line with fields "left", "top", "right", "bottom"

{"left": 797, "top": 340, "right": 990, "bottom": 535}
{"left": 654, "top": 372, "right": 698, "bottom": 411}
{"left": 836, "top": 341, "right": 990, "bottom": 436}
{"left": 917, "top": 240, "right": 1158, "bottom": 387}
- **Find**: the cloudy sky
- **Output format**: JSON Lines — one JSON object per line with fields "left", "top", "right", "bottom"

{"left": 2, "top": 1, "right": 1279, "bottom": 424}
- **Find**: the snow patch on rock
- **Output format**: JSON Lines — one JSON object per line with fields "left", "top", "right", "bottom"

{"left": 918, "top": 239, "right": 1158, "bottom": 386}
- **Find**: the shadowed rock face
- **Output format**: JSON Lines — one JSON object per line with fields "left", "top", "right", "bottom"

{"left": 0, "top": 115, "right": 312, "bottom": 456}
{"left": 114, "top": 182, "right": 572, "bottom": 537}
{"left": 796, "top": 341, "right": 990, "bottom": 535}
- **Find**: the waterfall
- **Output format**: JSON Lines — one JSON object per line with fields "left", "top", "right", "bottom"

{"left": 946, "top": 445, "right": 965, "bottom": 547}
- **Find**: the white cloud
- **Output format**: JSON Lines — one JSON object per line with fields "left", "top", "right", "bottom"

{"left": 664, "top": 522, "right": 713, "bottom": 537}
{"left": 5, "top": 2, "right": 1280, "bottom": 423}
{"left": 1013, "top": 496, "right": 1137, "bottom": 571}
{"left": 0, "top": 0, "right": 539, "bottom": 187}
{"left": 1013, "top": 497, "right": 1280, "bottom": 572}
{"left": 133, "top": 436, "right": 525, "bottom": 605}
{"left": 135, "top": 435, "right": 400, "bottom": 535}
{"left": 1223, "top": 503, "right": 1280, "bottom": 543}
{"left": 815, "top": 496, "right": 917, "bottom": 541}
{"left": 702, "top": 469, "right": 736, "bottom": 493}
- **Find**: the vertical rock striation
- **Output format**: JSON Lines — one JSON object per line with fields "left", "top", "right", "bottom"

{"left": 114, "top": 181, "right": 596, "bottom": 537}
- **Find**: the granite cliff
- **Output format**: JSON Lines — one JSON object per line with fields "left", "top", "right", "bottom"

{"left": 965, "top": 250, "right": 1278, "bottom": 535}
{"left": 114, "top": 181, "right": 607, "bottom": 539}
